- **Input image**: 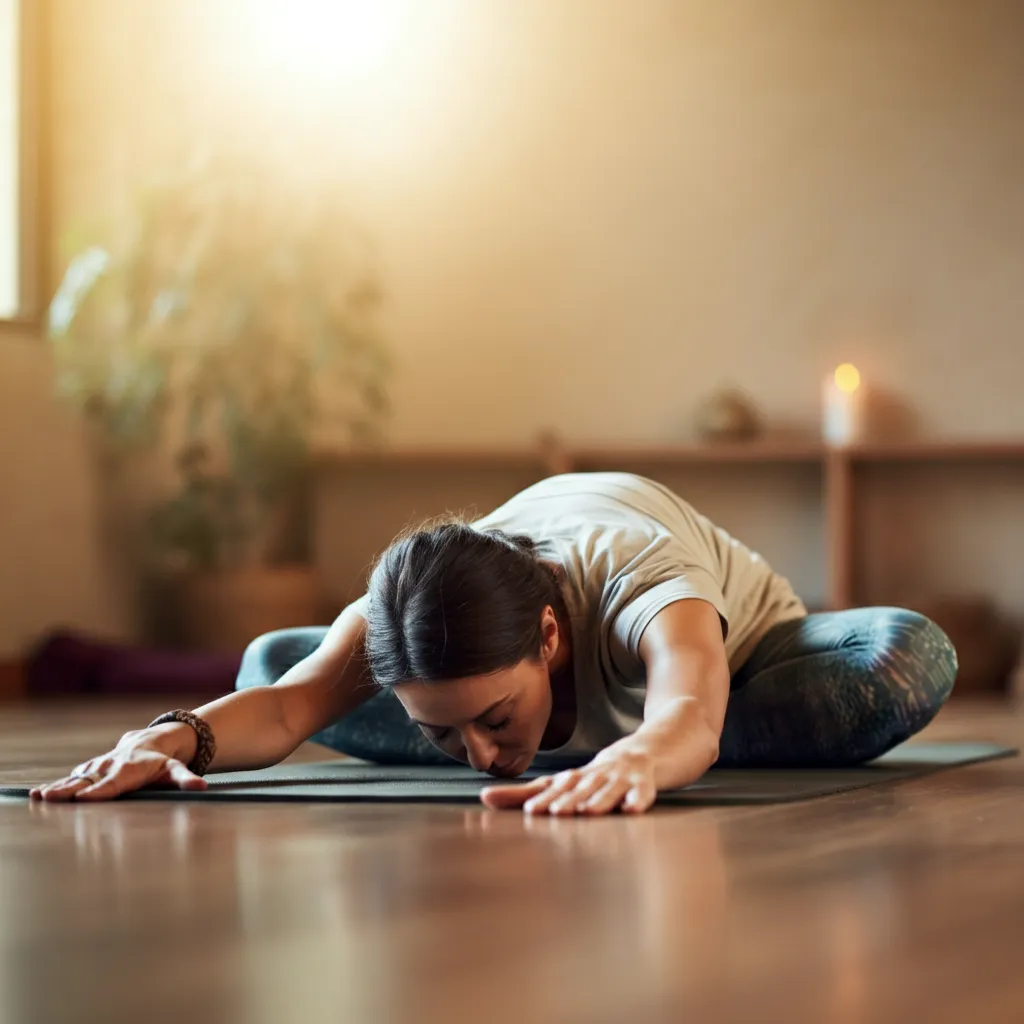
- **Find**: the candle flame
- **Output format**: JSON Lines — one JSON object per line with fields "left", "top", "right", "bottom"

{"left": 834, "top": 363, "right": 861, "bottom": 393}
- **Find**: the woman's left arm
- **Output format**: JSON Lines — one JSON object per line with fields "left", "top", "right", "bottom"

{"left": 619, "top": 596, "right": 730, "bottom": 790}
{"left": 481, "top": 599, "right": 730, "bottom": 815}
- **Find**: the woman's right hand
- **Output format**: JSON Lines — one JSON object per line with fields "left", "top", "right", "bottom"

{"left": 29, "top": 729, "right": 208, "bottom": 802}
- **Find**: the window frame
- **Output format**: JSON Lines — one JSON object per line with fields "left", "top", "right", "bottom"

{"left": 0, "top": 0, "right": 46, "bottom": 330}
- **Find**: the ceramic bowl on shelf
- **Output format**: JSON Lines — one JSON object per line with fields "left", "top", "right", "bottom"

{"left": 693, "top": 387, "right": 762, "bottom": 443}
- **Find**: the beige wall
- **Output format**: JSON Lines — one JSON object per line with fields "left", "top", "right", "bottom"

{"left": 2, "top": 0, "right": 1023, "bottom": 655}
{"left": 0, "top": 328, "right": 123, "bottom": 654}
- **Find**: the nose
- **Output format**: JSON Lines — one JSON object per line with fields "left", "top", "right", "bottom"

{"left": 462, "top": 728, "right": 499, "bottom": 773}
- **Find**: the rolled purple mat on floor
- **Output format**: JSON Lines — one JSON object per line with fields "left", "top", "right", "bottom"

{"left": 26, "top": 631, "right": 241, "bottom": 698}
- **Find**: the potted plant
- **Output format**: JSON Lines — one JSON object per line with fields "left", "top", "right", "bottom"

{"left": 47, "top": 152, "right": 390, "bottom": 651}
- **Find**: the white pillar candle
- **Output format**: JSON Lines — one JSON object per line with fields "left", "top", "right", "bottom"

{"left": 822, "top": 363, "right": 864, "bottom": 445}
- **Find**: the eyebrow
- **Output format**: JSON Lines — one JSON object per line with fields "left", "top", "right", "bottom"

{"left": 410, "top": 695, "right": 512, "bottom": 730}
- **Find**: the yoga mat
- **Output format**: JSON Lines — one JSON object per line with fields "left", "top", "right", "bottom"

{"left": 2, "top": 741, "right": 1015, "bottom": 805}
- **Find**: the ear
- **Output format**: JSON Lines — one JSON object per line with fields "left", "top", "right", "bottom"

{"left": 539, "top": 605, "right": 561, "bottom": 663}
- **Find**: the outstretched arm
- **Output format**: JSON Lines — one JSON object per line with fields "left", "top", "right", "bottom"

{"left": 168, "top": 604, "right": 378, "bottom": 771}
{"left": 482, "top": 598, "right": 729, "bottom": 815}
{"left": 31, "top": 604, "right": 375, "bottom": 801}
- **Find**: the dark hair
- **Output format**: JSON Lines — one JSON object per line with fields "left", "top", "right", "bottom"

{"left": 365, "top": 519, "right": 560, "bottom": 688}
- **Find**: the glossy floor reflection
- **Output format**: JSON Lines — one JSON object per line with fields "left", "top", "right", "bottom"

{"left": 1, "top": 700, "right": 1022, "bottom": 1024}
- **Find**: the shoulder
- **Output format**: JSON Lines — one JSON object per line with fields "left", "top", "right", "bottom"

{"left": 475, "top": 472, "right": 688, "bottom": 526}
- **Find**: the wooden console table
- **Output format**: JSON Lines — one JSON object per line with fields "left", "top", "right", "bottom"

{"left": 322, "top": 439, "right": 1024, "bottom": 611}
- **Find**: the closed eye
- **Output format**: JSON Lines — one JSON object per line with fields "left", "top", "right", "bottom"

{"left": 419, "top": 716, "right": 511, "bottom": 743}
{"left": 421, "top": 726, "right": 452, "bottom": 743}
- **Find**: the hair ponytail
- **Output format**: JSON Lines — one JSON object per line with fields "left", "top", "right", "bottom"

{"left": 365, "top": 519, "right": 559, "bottom": 688}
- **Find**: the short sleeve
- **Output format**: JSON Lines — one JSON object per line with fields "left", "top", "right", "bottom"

{"left": 610, "top": 566, "right": 728, "bottom": 661}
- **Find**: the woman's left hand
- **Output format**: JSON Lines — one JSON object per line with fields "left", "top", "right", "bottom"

{"left": 480, "top": 746, "right": 658, "bottom": 816}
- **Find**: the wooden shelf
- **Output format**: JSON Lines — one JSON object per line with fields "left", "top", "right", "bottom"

{"left": 315, "top": 446, "right": 543, "bottom": 468}
{"left": 317, "top": 436, "right": 1024, "bottom": 611}
{"left": 320, "top": 438, "right": 1024, "bottom": 467}
{"left": 571, "top": 440, "right": 824, "bottom": 465}
{"left": 844, "top": 440, "right": 1024, "bottom": 462}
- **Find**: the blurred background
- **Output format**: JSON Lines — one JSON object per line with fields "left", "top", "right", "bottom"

{"left": 0, "top": 0, "right": 1022, "bottom": 700}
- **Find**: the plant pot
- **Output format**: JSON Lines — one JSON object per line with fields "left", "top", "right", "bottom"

{"left": 177, "top": 565, "right": 323, "bottom": 654}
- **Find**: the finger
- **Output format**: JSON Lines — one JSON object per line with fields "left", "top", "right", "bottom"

{"left": 548, "top": 772, "right": 609, "bottom": 816}
{"left": 162, "top": 759, "right": 208, "bottom": 791}
{"left": 34, "top": 777, "right": 91, "bottom": 802}
{"left": 69, "top": 758, "right": 114, "bottom": 781}
{"left": 480, "top": 777, "right": 552, "bottom": 810}
{"left": 74, "top": 763, "right": 152, "bottom": 801}
{"left": 523, "top": 770, "right": 586, "bottom": 815}
{"left": 622, "top": 779, "right": 657, "bottom": 814}
{"left": 34, "top": 775, "right": 96, "bottom": 802}
{"left": 580, "top": 775, "right": 632, "bottom": 816}
{"left": 32, "top": 754, "right": 116, "bottom": 800}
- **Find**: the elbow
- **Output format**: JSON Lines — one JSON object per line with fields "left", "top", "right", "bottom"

{"left": 692, "top": 704, "right": 721, "bottom": 771}
{"left": 688, "top": 712, "right": 719, "bottom": 771}
{"left": 704, "top": 730, "right": 720, "bottom": 770}
{"left": 684, "top": 696, "right": 723, "bottom": 770}
{"left": 677, "top": 697, "right": 722, "bottom": 772}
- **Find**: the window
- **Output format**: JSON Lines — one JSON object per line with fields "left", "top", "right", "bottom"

{"left": 0, "top": 0, "right": 40, "bottom": 322}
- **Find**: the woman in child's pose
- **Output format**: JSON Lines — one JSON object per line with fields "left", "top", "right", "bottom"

{"left": 32, "top": 473, "right": 957, "bottom": 816}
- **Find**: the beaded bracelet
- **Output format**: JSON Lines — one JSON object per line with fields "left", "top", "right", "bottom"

{"left": 147, "top": 709, "right": 217, "bottom": 776}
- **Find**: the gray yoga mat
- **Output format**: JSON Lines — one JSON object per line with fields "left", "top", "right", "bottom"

{"left": 2, "top": 741, "right": 1015, "bottom": 805}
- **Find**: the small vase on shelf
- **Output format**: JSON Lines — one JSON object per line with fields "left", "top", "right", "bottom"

{"left": 694, "top": 387, "right": 762, "bottom": 444}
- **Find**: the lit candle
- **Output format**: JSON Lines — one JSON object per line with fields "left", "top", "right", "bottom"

{"left": 822, "top": 363, "right": 864, "bottom": 445}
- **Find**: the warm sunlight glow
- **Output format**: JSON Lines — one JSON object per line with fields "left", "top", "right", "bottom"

{"left": 247, "top": 0, "right": 412, "bottom": 82}
{"left": 834, "top": 363, "right": 861, "bottom": 394}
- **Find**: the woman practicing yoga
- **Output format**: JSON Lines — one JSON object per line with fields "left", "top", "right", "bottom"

{"left": 31, "top": 473, "right": 958, "bottom": 815}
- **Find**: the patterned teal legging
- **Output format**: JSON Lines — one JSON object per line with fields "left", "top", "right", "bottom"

{"left": 235, "top": 607, "right": 958, "bottom": 768}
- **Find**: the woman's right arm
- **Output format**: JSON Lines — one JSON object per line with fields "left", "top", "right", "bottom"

{"left": 30, "top": 604, "right": 375, "bottom": 802}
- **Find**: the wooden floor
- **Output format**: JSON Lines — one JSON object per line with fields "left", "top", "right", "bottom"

{"left": 1, "top": 699, "right": 1023, "bottom": 1024}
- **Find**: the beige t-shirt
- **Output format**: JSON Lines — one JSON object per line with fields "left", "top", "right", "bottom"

{"left": 354, "top": 472, "right": 806, "bottom": 766}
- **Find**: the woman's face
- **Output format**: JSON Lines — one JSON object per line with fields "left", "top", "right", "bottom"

{"left": 391, "top": 606, "right": 564, "bottom": 778}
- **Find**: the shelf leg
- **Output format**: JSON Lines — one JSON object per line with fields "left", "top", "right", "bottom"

{"left": 825, "top": 449, "right": 855, "bottom": 610}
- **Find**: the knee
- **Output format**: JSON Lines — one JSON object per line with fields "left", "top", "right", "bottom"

{"left": 866, "top": 607, "right": 958, "bottom": 717}
{"left": 236, "top": 627, "right": 330, "bottom": 690}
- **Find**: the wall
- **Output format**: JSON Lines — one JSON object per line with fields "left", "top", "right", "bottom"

{"left": 1, "top": 0, "right": 1023, "bottom": 655}
{"left": 47, "top": 0, "right": 1024, "bottom": 446}
{"left": 0, "top": 328, "right": 122, "bottom": 654}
